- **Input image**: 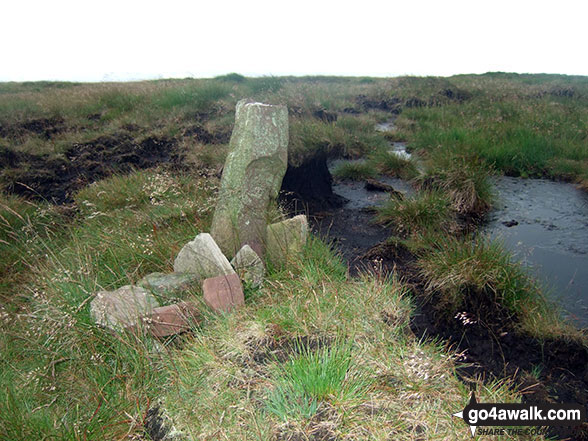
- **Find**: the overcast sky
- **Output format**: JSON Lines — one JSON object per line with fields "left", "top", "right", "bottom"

{"left": 2, "top": 0, "right": 587, "bottom": 82}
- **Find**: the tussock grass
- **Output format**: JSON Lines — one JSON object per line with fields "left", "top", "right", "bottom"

{"left": 368, "top": 148, "right": 418, "bottom": 179}
{"left": 376, "top": 190, "right": 453, "bottom": 236}
{"left": 416, "top": 150, "right": 494, "bottom": 216}
{"left": 288, "top": 116, "right": 388, "bottom": 165}
{"left": 266, "top": 341, "right": 370, "bottom": 421}
{"left": 417, "top": 236, "right": 572, "bottom": 337}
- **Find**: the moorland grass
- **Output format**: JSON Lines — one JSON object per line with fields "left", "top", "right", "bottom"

{"left": 0, "top": 182, "right": 533, "bottom": 439}
{"left": 415, "top": 149, "right": 494, "bottom": 217}
{"left": 368, "top": 148, "right": 418, "bottom": 180}
{"left": 376, "top": 190, "right": 453, "bottom": 236}
{"left": 396, "top": 75, "right": 588, "bottom": 186}
{"left": 158, "top": 242, "right": 526, "bottom": 440}
{"left": 0, "top": 169, "right": 217, "bottom": 439}
{"left": 332, "top": 161, "right": 376, "bottom": 181}
{"left": 416, "top": 235, "right": 574, "bottom": 338}
{"left": 288, "top": 115, "right": 388, "bottom": 165}
{"left": 265, "top": 341, "right": 370, "bottom": 421}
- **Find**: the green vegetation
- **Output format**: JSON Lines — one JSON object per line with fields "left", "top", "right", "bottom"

{"left": 396, "top": 73, "right": 588, "bottom": 187}
{"left": 415, "top": 150, "right": 494, "bottom": 216}
{"left": 368, "top": 148, "right": 418, "bottom": 179}
{"left": 265, "top": 342, "right": 369, "bottom": 421}
{"left": 0, "top": 169, "right": 217, "bottom": 439}
{"left": 332, "top": 161, "right": 376, "bottom": 180}
{"left": 376, "top": 191, "right": 453, "bottom": 236}
{"left": 417, "top": 237, "right": 561, "bottom": 333}
{"left": 288, "top": 116, "right": 388, "bottom": 165}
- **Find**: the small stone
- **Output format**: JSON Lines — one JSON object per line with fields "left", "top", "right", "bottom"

{"left": 230, "top": 244, "right": 265, "bottom": 288}
{"left": 138, "top": 272, "right": 199, "bottom": 298}
{"left": 144, "top": 302, "right": 200, "bottom": 337}
{"left": 364, "top": 179, "right": 405, "bottom": 199}
{"left": 502, "top": 219, "right": 519, "bottom": 227}
{"left": 90, "top": 285, "right": 159, "bottom": 331}
{"left": 173, "top": 233, "right": 235, "bottom": 281}
{"left": 202, "top": 273, "right": 244, "bottom": 313}
{"left": 266, "top": 215, "right": 309, "bottom": 266}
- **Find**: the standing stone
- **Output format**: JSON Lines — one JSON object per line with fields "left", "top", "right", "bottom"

{"left": 202, "top": 273, "right": 245, "bottom": 313}
{"left": 90, "top": 285, "right": 159, "bottom": 331}
{"left": 210, "top": 99, "right": 289, "bottom": 258}
{"left": 230, "top": 244, "right": 265, "bottom": 288}
{"left": 266, "top": 215, "right": 309, "bottom": 266}
{"left": 173, "top": 233, "right": 235, "bottom": 281}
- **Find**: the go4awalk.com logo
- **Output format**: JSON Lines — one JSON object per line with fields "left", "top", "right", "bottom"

{"left": 452, "top": 393, "right": 586, "bottom": 437}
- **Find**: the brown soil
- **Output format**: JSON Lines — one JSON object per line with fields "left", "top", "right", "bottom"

{"left": 280, "top": 153, "right": 346, "bottom": 213}
{"left": 182, "top": 124, "right": 231, "bottom": 144}
{"left": 0, "top": 132, "right": 182, "bottom": 203}
{"left": 249, "top": 333, "right": 332, "bottom": 365}
{"left": 0, "top": 117, "right": 66, "bottom": 139}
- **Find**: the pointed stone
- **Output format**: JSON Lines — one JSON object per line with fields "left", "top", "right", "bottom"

{"left": 210, "top": 99, "right": 289, "bottom": 258}
{"left": 202, "top": 273, "right": 244, "bottom": 313}
{"left": 90, "top": 285, "right": 159, "bottom": 331}
{"left": 230, "top": 244, "right": 265, "bottom": 288}
{"left": 266, "top": 215, "right": 309, "bottom": 266}
{"left": 173, "top": 233, "right": 235, "bottom": 281}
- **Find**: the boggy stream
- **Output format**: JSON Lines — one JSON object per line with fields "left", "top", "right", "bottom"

{"left": 280, "top": 125, "right": 588, "bottom": 440}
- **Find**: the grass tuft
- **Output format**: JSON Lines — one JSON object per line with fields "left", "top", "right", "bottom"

{"left": 376, "top": 190, "right": 452, "bottom": 236}
{"left": 417, "top": 236, "right": 566, "bottom": 335}
{"left": 332, "top": 161, "right": 376, "bottom": 181}
{"left": 368, "top": 148, "right": 418, "bottom": 179}
{"left": 265, "top": 341, "right": 369, "bottom": 421}
{"left": 417, "top": 150, "right": 494, "bottom": 216}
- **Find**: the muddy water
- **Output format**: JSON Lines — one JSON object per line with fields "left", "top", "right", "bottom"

{"left": 328, "top": 158, "right": 414, "bottom": 209}
{"left": 484, "top": 177, "right": 588, "bottom": 328}
{"left": 321, "top": 120, "right": 588, "bottom": 328}
{"left": 311, "top": 122, "right": 417, "bottom": 274}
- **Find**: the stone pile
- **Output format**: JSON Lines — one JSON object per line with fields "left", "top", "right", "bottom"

{"left": 89, "top": 100, "right": 309, "bottom": 338}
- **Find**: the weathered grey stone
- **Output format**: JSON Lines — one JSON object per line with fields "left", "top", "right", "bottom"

{"left": 138, "top": 272, "right": 199, "bottom": 298}
{"left": 266, "top": 215, "right": 309, "bottom": 266}
{"left": 230, "top": 244, "right": 265, "bottom": 288}
{"left": 90, "top": 285, "right": 159, "bottom": 331}
{"left": 210, "top": 99, "right": 289, "bottom": 258}
{"left": 173, "top": 233, "right": 235, "bottom": 281}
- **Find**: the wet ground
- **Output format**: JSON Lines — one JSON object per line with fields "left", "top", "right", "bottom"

{"left": 0, "top": 117, "right": 233, "bottom": 203}
{"left": 303, "top": 158, "right": 414, "bottom": 274}
{"left": 314, "top": 171, "right": 588, "bottom": 440}
{"left": 300, "top": 124, "right": 588, "bottom": 440}
{"left": 484, "top": 176, "right": 588, "bottom": 328}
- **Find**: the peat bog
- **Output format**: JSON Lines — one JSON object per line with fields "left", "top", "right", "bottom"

{"left": 290, "top": 152, "right": 588, "bottom": 440}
